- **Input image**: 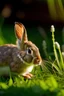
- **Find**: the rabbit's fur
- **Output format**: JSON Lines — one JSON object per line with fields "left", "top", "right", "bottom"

{"left": 0, "top": 22, "right": 42, "bottom": 78}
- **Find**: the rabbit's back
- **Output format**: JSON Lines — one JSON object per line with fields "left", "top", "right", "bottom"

{"left": 0, "top": 44, "right": 17, "bottom": 66}
{"left": 0, "top": 44, "right": 26, "bottom": 75}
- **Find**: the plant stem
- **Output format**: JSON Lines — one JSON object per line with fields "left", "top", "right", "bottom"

{"left": 58, "top": 47, "right": 64, "bottom": 70}
{"left": 52, "top": 29, "right": 61, "bottom": 69}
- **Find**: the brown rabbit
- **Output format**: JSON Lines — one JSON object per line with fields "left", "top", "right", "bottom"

{"left": 0, "top": 22, "right": 42, "bottom": 79}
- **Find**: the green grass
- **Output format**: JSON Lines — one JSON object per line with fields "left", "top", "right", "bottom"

{"left": 0, "top": 21, "right": 64, "bottom": 96}
{"left": 0, "top": 66, "right": 64, "bottom": 96}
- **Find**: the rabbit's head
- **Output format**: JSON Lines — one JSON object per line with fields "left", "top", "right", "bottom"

{"left": 15, "top": 22, "right": 42, "bottom": 66}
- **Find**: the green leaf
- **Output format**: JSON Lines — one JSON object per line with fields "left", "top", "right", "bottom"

{"left": 53, "top": 64, "right": 62, "bottom": 74}
{"left": 8, "top": 78, "right": 13, "bottom": 87}
{"left": 0, "top": 82, "right": 8, "bottom": 89}
{"left": 46, "top": 76, "right": 58, "bottom": 91}
{"left": 39, "top": 80, "right": 48, "bottom": 90}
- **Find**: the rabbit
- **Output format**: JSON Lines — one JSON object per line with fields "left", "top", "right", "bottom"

{"left": 0, "top": 22, "right": 42, "bottom": 79}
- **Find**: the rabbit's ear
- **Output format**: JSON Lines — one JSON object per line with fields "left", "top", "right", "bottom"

{"left": 15, "top": 22, "right": 28, "bottom": 50}
{"left": 15, "top": 22, "right": 28, "bottom": 41}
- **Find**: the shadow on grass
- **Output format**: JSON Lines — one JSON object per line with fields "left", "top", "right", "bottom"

{"left": 0, "top": 85, "right": 58, "bottom": 96}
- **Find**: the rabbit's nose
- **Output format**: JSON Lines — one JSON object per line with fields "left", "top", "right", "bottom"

{"left": 34, "top": 57, "right": 40, "bottom": 64}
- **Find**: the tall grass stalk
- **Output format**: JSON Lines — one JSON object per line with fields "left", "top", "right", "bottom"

{"left": 57, "top": 43, "right": 64, "bottom": 69}
{"left": 51, "top": 25, "right": 61, "bottom": 69}
{"left": 51, "top": 25, "right": 64, "bottom": 75}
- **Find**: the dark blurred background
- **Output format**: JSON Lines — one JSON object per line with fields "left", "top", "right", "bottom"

{"left": 0, "top": 0, "right": 64, "bottom": 25}
{"left": 0, "top": 0, "right": 64, "bottom": 58}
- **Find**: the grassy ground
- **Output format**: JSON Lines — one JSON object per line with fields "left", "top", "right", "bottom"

{"left": 0, "top": 66, "right": 64, "bottom": 96}
{"left": 0, "top": 23, "right": 64, "bottom": 96}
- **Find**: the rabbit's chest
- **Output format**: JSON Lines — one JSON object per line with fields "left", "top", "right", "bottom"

{"left": 22, "top": 65, "right": 34, "bottom": 75}
{"left": 26, "top": 65, "right": 34, "bottom": 72}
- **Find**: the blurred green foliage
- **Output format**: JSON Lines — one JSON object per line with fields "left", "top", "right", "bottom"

{"left": 0, "top": 66, "right": 64, "bottom": 96}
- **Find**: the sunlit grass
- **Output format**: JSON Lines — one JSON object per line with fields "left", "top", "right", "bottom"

{"left": 42, "top": 25, "right": 64, "bottom": 75}
{"left": 0, "top": 67, "right": 64, "bottom": 96}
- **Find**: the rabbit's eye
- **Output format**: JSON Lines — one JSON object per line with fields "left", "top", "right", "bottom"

{"left": 28, "top": 49, "right": 31, "bottom": 54}
{"left": 27, "top": 48, "right": 33, "bottom": 55}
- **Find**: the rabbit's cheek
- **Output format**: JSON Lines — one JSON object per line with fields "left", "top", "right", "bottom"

{"left": 24, "top": 55, "right": 33, "bottom": 63}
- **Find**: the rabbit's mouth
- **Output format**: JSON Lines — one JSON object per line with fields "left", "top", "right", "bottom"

{"left": 33, "top": 57, "right": 42, "bottom": 65}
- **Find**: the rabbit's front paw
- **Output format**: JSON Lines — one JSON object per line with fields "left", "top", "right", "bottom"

{"left": 23, "top": 73, "right": 33, "bottom": 79}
